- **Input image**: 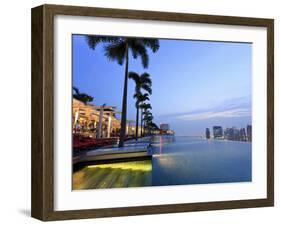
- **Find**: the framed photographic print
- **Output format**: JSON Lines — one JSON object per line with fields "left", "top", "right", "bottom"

{"left": 31, "top": 4, "right": 274, "bottom": 221}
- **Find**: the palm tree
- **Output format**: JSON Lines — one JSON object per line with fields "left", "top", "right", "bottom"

{"left": 129, "top": 72, "right": 152, "bottom": 140}
{"left": 129, "top": 72, "right": 152, "bottom": 95}
{"left": 72, "top": 86, "right": 93, "bottom": 104}
{"left": 86, "top": 36, "right": 159, "bottom": 147}
{"left": 133, "top": 92, "right": 150, "bottom": 140}
{"left": 139, "top": 103, "right": 152, "bottom": 137}
{"left": 143, "top": 111, "right": 153, "bottom": 136}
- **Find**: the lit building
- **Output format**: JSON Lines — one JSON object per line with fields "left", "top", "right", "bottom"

{"left": 125, "top": 120, "right": 141, "bottom": 137}
{"left": 72, "top": 98, "right": 121, "bottom": 138}
{"left": 160, "top": 124, "right": 170, "bottom": 131}
{"left": 159, "top": 123, "right": 174, "bottom": 135}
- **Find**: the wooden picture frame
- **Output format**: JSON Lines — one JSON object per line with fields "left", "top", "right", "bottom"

{"left": 31, "top": 4, "right": 274, "bottom": 221}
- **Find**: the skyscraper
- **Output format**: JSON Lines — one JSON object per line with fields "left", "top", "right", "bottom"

{"left": 213, "top": 126, "right": 223, "bottom": 139}
{"left": 240, "top": 128, "right": 247, "bottom": 141}
{"left": 224, "top": 128, "right": 234, "bottom": 140}
{"left": 247, "top": 125, "right": 252, "bottom": 142}
{"left": 205, "top": 128, "right": 210, "bottom": 139}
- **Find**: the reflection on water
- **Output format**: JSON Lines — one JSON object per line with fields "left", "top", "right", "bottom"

{"left": 73, "top": 136, "right": 252, "bottom": 190}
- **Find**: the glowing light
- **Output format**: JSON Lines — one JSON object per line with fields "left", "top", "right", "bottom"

{"left": 87, "top": 160, "right": 152, "bottom": 172}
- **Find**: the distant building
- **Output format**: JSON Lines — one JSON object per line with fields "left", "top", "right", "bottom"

{"left": 205, "top": 128, "right": 210, "bottom": 139}
{"left": 223, "top": 127, "right": 247, "bottom": 142}
{"left": 72, "top": 98, "right": 121, "bottom": 138}
{"left": 159, "top": 124, "right": 174, "bottom": 135}
{"left": 160, "top": 124, "right": 170, "bottom": 131}
{"left": 225, "top": 127, "right": 238, "bottom": 140}
{"left": 224, "top": 128, "right": 234, "bottom": 140}
{"left": 239, "top": 128, "right": 247, "bottom": 141}
{"left": 233, "top": 127, "right": 240, "bottom": 141}
{"left": 213, "top": 126, "right": 223, "bottom": 139}
{"left": 247, "top": 125, "right": 252, "bottom": 142}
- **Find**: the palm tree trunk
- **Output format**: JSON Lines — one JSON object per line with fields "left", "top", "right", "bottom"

{"left": 143, "top": 121, "right": 145, "bottom": 137}
{"left": 135, "top": 106, "right": 139, "bottom": 140}
{"left": 119, "top": 43, "right": 129, "bottom": 147}
{"left": 140, "top": 109, "right": 143, "bottom": 137}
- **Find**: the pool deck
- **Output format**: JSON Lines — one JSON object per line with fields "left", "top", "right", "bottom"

{"left": 73, "top": 138, "right": 152, "bottom": 170}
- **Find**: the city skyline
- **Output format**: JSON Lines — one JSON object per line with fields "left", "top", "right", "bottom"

{"left": 206, "top": 124, "right": 252, "bottom": 142}
{"left": 73, "top": 35, "right": 252, "bottom": 136}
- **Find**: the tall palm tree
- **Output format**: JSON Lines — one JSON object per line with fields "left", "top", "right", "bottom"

{"left": 139, "top": 103, "right": 152, "bottom": 136}
{"left": 133, "top": 92, "right": 150, "bottom": 140}
{"left": 143, "top": 111, "right": 153, "bottom": 136}
{"left": 129, "top": 72, "right": 152, "bottom": 95}
{"left": 86, "top": 36, "right": 159, "bottom": 147}
{"left": 72, "top": 86, "right": 93, "bottom": 104}
{"left": 129, "top": 72, "right": 152, "bottom": 140}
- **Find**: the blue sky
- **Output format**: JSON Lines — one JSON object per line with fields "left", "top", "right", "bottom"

{"left": 73, "top": 35, "right": 252, "bottom": 136}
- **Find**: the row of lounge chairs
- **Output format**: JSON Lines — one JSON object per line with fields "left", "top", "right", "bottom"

{"left": 73, "top": 134, "right": 118, "bottom": 151}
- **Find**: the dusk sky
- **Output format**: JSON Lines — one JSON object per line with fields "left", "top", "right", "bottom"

{"left": 73, "top": 35, "right": 252, "bottom": 136}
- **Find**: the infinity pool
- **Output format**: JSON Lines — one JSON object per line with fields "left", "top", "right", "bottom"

{"left": 73, "top": 136, "right": 251, "bottom": 189}
{"left": 150, "top": 136, "right": 252, "bottom": 186}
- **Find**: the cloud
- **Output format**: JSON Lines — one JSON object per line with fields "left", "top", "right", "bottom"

{"left": 156, "top": 95, "right": 251, "bottom": 122}
{"left": 176, "top": 108, "right": 251, "bottom": 121}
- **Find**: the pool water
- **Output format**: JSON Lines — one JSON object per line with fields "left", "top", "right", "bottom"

{"left": 151, "top": 136, "right": 252, "bottom": 186}
{"left": 73, "top": 136, "right": 251, "bottom": 190}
